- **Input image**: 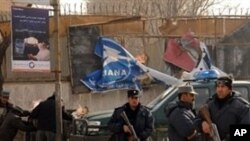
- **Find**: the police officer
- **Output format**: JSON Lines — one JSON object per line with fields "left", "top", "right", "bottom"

{"left": 108, "top": 89, "right": 154, "bottom": 141}
{"left": 201, "top": 76, "right": 250, "bottom": 141}
{"left": 165, "top": 85, "right": 201, "bottom": 141}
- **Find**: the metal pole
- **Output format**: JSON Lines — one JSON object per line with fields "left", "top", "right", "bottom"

{"left": 52, "top": 0, "right": 62, "bottom": 141}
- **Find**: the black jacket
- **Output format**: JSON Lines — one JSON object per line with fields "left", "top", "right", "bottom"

{"left": 30, "top": 96, "right": 72, "bottom": 133}
{"left": 165, "top": 101, "right": 200, "bottom": 141}
{"left": 108, "top": 103, "right": 154, "bottom": 141}
{"left": 0, "top": 112, "right": 35, "bottom": 141}
{"left": 207, "top": 91, "right": 250, "bottom": 140}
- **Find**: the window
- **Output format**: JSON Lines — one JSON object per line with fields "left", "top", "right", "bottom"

{"left": 234, "top": 87, "right": 249, "bottom": 101}
{"left": 194, "top": 88, "right": 210, "bottom": 110}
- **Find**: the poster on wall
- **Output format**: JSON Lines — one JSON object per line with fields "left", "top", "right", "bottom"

{"left": 11, "top": 6, "right": 50, "bottom": 72}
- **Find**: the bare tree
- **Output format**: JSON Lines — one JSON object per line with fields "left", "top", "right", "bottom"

{"left": 86, "top": 0, "right": 220, "bottom": 17}
{"left": 144, "top": 0, "right": 221, "bottom": 17}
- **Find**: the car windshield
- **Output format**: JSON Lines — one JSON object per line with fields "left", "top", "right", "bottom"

{"left": 147, "top": 85, "right": 177, "bottom": 109}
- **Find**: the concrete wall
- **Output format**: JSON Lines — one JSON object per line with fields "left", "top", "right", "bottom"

{"left": 4, "top": 81, "right": 165, "bottom": 112}
{"left": 0, "top": 14, "right": 165, "bottom": 113}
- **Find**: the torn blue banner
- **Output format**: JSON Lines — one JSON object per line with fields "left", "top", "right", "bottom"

{"left": 81, "top": 37, "right": 145, "bottom": 93}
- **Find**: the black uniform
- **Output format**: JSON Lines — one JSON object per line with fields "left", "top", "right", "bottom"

{"left": 165, "top": 101, "right": 201, "bottom": 141}
{"left": 0, "top": 111, "right": 35, "bottom": 141}
{"left": 29, "top": 95, "right": 72, "bottom": 141}
{"left": 30, "top": 95, "right": 72, "bottom": 133}
{"left": 108, "top": 103, "right": 154, "bottom": 141}
{"left": 206, "top": 91, "right": 250, "bottom": 140}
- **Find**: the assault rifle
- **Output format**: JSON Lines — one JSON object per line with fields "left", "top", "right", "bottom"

{"left": 120, "top": 111, "right": 140, "bottom": 141}
{"left": 199, "top": 104, "right": 221, "bottom": 141}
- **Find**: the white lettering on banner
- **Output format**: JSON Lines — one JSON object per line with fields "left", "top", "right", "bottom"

{"left": 103, "top": 69, "right": 127, "bottom": 76}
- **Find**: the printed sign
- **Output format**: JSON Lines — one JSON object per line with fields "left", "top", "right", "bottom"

{"left": 11, "top": 6, "right": 50, "bottom": 72}
{"left": 81, "top": 37, "right": 146, "bottom": 93}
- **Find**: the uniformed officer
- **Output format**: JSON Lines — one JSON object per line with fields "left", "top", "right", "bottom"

{"left": 108, "top": 89, "right": 154, "bottom": 141}
{"left": 201, "top": 76, "right": 250, "bottom": 141}
{"left": 165, "top": 85, "right": 201, "bottom": 141}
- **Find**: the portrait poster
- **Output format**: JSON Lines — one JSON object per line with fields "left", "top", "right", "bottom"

{"left": 11, "top": 6, "right": 50, "bottom": 72}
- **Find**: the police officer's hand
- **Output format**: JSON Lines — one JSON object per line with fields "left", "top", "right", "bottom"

{"left": 202, "top": 121, "right": 211, "bottom": 135}
{"left": 123, "top": 125, "right": 131, "bottom": 134}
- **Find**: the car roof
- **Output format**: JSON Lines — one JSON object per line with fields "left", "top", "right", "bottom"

{"left": 184, "top": 79, "right": 250, "bottom": 86}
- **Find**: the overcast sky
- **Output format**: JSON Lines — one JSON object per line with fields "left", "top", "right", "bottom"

{"left": 211, "top": 0, "right": 250, "bottom": 15}
{"left": 59, "top": 0, "right": 250, "bottom": 15}
{"left": 219, "top": 0, "right": 250, "bottom": 8}
{"left": 214, "top": 0, "right": 250, "bottom": 13}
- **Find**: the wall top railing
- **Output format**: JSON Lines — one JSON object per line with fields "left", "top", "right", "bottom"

{"left": 1, "top": 2, "right": 250, "bottom": 22}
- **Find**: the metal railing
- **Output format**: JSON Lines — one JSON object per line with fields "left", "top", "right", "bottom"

{"left": 1, "top": 2, "right": 250, "bottom": 22}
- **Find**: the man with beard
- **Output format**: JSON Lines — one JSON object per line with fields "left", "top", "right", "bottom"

{"left": 108, "top": 90, "right": 154, "bottom": 141}
{"left": 165, "top": 85, "right": 201, "bottom": 141}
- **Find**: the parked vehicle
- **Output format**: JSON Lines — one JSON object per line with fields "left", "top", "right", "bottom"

{"left": 69, "top": 79, "right": 250, "bottom": 141}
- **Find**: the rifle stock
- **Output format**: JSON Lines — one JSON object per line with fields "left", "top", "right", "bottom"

{"left": 121, "top": 111, "right": 140, "bottom": 141}
{"left": 199, "top": 104, "right": 221, "bottom": 141}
